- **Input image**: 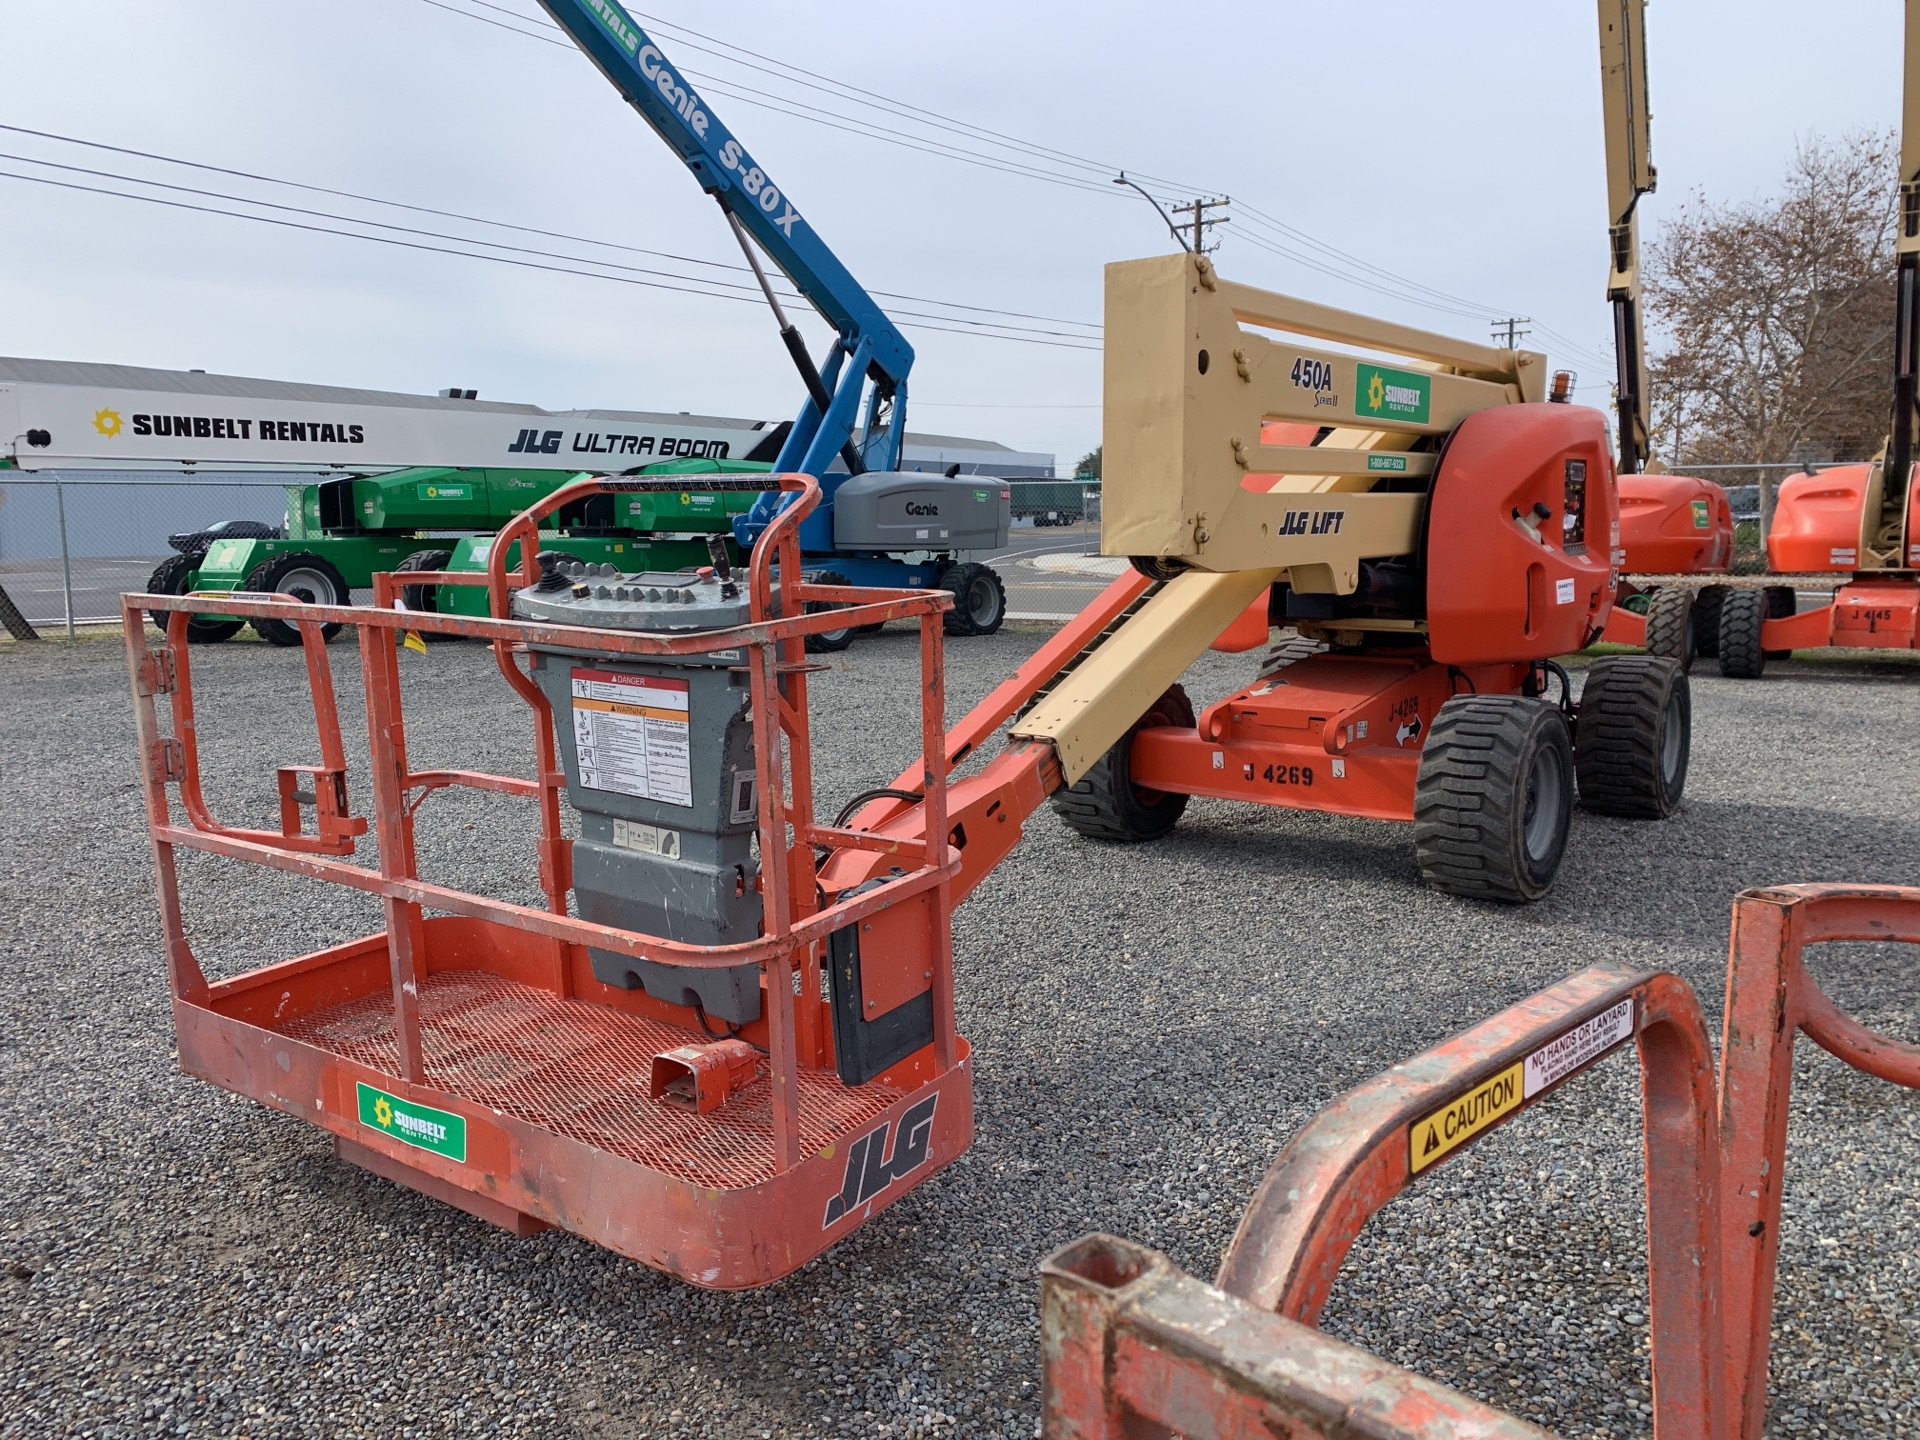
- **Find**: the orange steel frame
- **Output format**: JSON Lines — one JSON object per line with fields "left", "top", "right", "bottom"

{"left": 1131, "top": 651, "right": 1539, "bottom": 823}
{"left": 1604, "top": 577, "right": 1920, "bottom": 655}
{"left": 1042, "top": 883, "right": 1920, "bottom": 1440}
{"left": 125, "top": 473, "right": 976, "bottom": 1289}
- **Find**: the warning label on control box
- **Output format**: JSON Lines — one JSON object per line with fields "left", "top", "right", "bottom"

{"left": 569, "top": 668, "right": 692, "bottom": 807}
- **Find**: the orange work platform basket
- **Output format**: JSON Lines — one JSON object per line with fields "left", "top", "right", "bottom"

{"left": 123, "top": 473, "right": 971, "bottom": 1289}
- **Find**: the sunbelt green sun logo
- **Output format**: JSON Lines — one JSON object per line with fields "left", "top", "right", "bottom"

{"left": 418, "top": 483, "right": 473, "bottom": 501}
{"left": 1355, "top": 364, "right": 1432, "bottom": 426}
{"left": 356, "top": 1082, "right": 466, "bottom": 1162}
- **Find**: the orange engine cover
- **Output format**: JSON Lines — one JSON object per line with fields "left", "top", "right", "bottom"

{"left": 1426, "top": 404, "right": 1617, "bottom": 666}
{"left": 1617, "top": 472, "right": 1732, "bottom": 574}
{"left": 1769, "top": 464, "right": 1868, "bottom": 572}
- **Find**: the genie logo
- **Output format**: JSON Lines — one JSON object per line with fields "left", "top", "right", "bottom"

{"left": 823, "top": 1094, "right": 938, "bottom": 1227}
{"left": 636, "top": 45, "right": 711, "bottom": 139}
{"left": 905, "top": 501, "right": 940, "bottom": 516}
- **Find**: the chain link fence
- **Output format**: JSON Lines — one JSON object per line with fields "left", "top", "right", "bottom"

{"left": 0, "top": 473, "right": 1113, "bottom": 635}
{"left": 0, "top": 474, "right": 311, "bottom": 636}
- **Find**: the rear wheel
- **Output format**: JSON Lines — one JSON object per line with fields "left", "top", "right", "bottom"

{"left": 804, "top": 570, "right": 855, "bottom": 653}
{"left": 244, "top": 552, "right": 349, "bottom": 647}
{"left": 1763, "top": 585, "right": 1797, "bottom": 660}
{"left": 1642, "top": 587, "right": 1696, "bottom": 671}
{"left": 1717, "top": 588, "right": 1767, "bottom": 678}
{"left": 1692, "top": 585, "right": 1728, "bottom": 659}
{"left": 395, "top": 548, "right": 454, "bottom": 617}
{"left": 938, "top": 561, "right": 1007, "bottom": 637}
{"left": 145, "top": 553, "right": 242, "bottom": 643}
{"left": 1413, "top": 695, "right": 1573, "bottom": 903}
{"left": 1574, "top": 656, "right": 1690, "bottom": 818}
{"left": 1050, "top": 684, "right": 1195, "bottom": 843}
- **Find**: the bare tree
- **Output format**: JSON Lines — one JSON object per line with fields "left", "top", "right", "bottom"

{"left": 1645, "top": 132, "right": 1897, "bottom": 503}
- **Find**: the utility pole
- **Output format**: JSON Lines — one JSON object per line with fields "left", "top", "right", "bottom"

{"left": 1170, "top": 197, "right": 1231, "bottom": 255}
{"left": 1490, "top": 317, "right": 1532, "bottom": 350}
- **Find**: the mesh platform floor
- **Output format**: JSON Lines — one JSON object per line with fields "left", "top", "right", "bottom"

{"left": 275, "top": 969, "right": 902, "bottom": 1189}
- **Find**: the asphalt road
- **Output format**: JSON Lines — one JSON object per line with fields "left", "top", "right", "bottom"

{"left": 5, "top": 627, "right": 1920, "bottom": 1439}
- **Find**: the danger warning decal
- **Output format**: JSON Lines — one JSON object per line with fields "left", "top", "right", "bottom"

{"left": 1409, "top": 996, "right": 1637, "bottom": 1174}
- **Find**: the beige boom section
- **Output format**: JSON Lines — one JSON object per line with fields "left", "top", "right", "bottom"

{"left": 1011, "top": 253, "right": 1545, "bottom": 786}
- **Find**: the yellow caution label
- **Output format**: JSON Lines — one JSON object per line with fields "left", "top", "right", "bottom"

{"left": 1409, "top": 1062, "right": 1523, "bottom": 1173}
{"left": 401, "top": 630, "right": 428, "bottom": 655}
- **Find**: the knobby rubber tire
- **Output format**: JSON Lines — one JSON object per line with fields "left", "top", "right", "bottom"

{"left": 1763, "top": 585, "right": 1797, "bottom": 660}
{"left": 146, "top": 553, "right": 243, "bottom": 644}
{"left": 1717, "top": 588, "right": 1766, "bottom": 678}
{"left": 1050, "top": 684, "right": 1195, "bottom": 843}
{"left": 1692, "top": 585, "right": 1727, "bottom": 659}
{"left": 1642, "top": 587, "right": 1695, "bottom": 671}
{"left": 244, "top": 551, "right": 349, "bottom": 647}
{"left": 938, "top": 561, "right": 1007, "bottom": 637}
{"left": 1413, "top": 695, "right": 1573, "bottom": 904}
{"left": 1574, "top": 655, "right": 1690, "bottom": 819}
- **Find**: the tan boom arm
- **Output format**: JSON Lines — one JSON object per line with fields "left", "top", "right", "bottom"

{"left": 1011, "top": 255, "right": 1537, "bottom": 784}
{"left": 1598, "top": 0, "right": 1656, "bottom": 474}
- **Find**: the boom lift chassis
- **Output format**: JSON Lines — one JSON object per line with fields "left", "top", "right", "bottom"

{"left": 129, "top": 259, "right": 1690, "bottom": 1285}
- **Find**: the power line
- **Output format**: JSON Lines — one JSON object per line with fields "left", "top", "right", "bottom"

{"left": 0, "top": 167, "right": 1103, "bottom": 351}
{"left": 416, "top": 0, "right": 1612, "bottom": 360}
{"left": 0, "top": 123, "right": 1100, "bottom": 335}
{"left": 418, "top": 0, "right": 1615, "bottom": 365}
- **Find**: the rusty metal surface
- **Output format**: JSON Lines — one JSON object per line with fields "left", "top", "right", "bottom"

{"left": 1041, "top": 1234, "right": 1561, "bottom": 1440}
{"left": 1718, "top": 883, "right": 1920, "bottom": 1440}
{"left": 1214, "top": 964, "right": 1724, "bottom": 1440}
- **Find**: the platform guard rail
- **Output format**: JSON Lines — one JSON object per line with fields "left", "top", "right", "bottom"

{"left": 122, "top": 472, "right": 972, "bottom": 1288}
{"left": 1043, "top": 884, "right": 1920, "bottom": 1440}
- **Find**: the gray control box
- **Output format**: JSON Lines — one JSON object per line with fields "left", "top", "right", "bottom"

{"left": 516, "top": 560, "right": 765, "bottom": 1024}
{"left": 832, "top": 472, "right": 1010, "bottom": 552}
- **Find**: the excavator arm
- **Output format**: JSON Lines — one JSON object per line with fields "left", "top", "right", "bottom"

{"left": 533, "top": 0, "right": 912, "bottom": 479}
{"left": 1597, "top": 0, "right": 1656, "bottom": 475}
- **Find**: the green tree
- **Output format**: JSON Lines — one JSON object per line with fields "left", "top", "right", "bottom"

{"left": 1074, "top": 445, "right": 1102, "bottom": 479}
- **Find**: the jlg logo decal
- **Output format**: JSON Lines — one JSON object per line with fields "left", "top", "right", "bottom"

{"left": 1278, "top": 509, "right": 1344, "bottom": 536}
{"left": 823, "top": 1094, "right": 938, "bottom": 1227}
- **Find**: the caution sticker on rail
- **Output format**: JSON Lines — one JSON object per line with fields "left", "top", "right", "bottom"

{"left": 1408, "top": 997, "right": 1638, "bottom": 1175}
{"left": 1410, "top": 1063, "right": 1522, "bottom": 1173}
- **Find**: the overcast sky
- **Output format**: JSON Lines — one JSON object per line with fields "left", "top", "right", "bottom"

{"left": 0, "top": 0, "right": 1901, "bottom": 470}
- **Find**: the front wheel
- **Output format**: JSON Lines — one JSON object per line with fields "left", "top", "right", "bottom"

{"left": 1413, "top": 695, "right": 1573, "bottom": 903}
{"left": 145, "top": 553, "right": 242, "bottom": 643}
{"left": 1050, "top": 684, "right": 1195, "bottom": 842}
{"left": 937, "top": 561, "right": 1007, "bottom": 637}
{"left": 244, "top": 552, "right": 350, "bottom": 647}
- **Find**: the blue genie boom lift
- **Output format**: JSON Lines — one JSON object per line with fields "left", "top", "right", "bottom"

{"left": 533, "top": 0, "right": 1011, "bottom": 643}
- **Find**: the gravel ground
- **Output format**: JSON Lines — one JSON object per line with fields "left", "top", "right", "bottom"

{"left": 4, "top": 625, "right": 1920, "bottom": 1439}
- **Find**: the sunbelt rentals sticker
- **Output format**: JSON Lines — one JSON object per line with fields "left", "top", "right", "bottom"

{"left": 1355, "top": 364, "right": 1432, "bottom": 425}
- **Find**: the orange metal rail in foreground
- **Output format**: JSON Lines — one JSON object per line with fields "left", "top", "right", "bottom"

{"left": 125, "top": 473, "right": 983, "bottom": 1288}
{"left": 1044, "top": 883, "right": 1920, "bottom": 1440}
